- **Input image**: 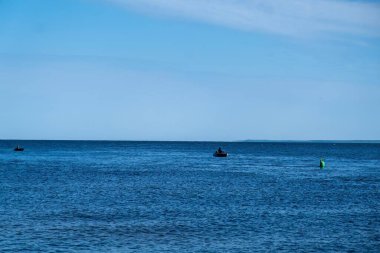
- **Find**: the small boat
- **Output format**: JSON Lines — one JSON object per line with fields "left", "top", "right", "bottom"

{"left": 214, "top": 151, "right": 228, "bottom": 157}
{"left": 14, "top": 146, "right": 24, "bottom": 152}
{"left": 213, "top": 147, "right": 228, "bottom": 157}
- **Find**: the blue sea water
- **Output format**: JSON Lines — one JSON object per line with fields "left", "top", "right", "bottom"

{"left": 0, "top": 141, "right": 379, "bottom": 252}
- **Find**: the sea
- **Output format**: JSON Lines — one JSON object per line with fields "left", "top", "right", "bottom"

{"left": 0, "top": 141, "right": 379, "bottom": 252}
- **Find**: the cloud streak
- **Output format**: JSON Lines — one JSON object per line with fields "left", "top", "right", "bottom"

{"left": 103, "top": 0, "right": 380, "bottom": 37}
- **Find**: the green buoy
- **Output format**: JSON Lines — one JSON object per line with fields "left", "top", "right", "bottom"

{"left": 320, "top": 159, "right": 325, "bottom": 168}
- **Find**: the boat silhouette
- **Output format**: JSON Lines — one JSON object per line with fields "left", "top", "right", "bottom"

{"left": 14, "top": 146, "right": 24, "bottom": 152}
{"left": 213, "top": 147, "right": 228, "bottom": 157}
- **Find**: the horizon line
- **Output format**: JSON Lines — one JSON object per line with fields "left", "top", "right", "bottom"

{"left": 1, "top": 139, "right": 380, "bottom": 143}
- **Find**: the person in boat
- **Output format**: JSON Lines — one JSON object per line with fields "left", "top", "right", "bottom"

{"left": 14, "top": 145, "right": 23, "bottom": 151}
{"left": 217, "top": 147, "right": 223, "bottom": 153}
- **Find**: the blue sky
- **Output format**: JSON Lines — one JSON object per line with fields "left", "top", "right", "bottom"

{"left": 0, "top": 0, "right": 379, "bottom": 141}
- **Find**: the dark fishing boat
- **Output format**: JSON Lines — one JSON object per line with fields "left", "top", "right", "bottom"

{"left": 14, "top": 146, "right": 24, "bottom": 152}
{"left": 213, "top": 151, "right": 227, "bottom": 157}
{"left": 213, "top": 147, "right": 228, "bottom": 157}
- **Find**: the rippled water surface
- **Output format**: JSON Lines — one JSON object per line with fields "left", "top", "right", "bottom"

{"left": 0, "top": 141, "right": 379, "bottom": 252}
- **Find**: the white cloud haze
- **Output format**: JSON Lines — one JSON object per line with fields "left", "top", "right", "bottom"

{"left": 103, "top": 0, "right": 380, "bottom": 37}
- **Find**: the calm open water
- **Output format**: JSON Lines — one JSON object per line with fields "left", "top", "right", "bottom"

{"left": 0, "top": 141, "right": 379, "bottom": 252}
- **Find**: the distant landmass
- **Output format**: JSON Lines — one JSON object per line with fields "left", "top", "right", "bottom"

{"left": 240, "top": 140, "right": 380, "bottom": 143}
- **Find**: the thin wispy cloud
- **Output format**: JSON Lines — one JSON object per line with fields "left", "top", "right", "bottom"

{"left": 104, "top": 0, "right": 380, "bottom": 37}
